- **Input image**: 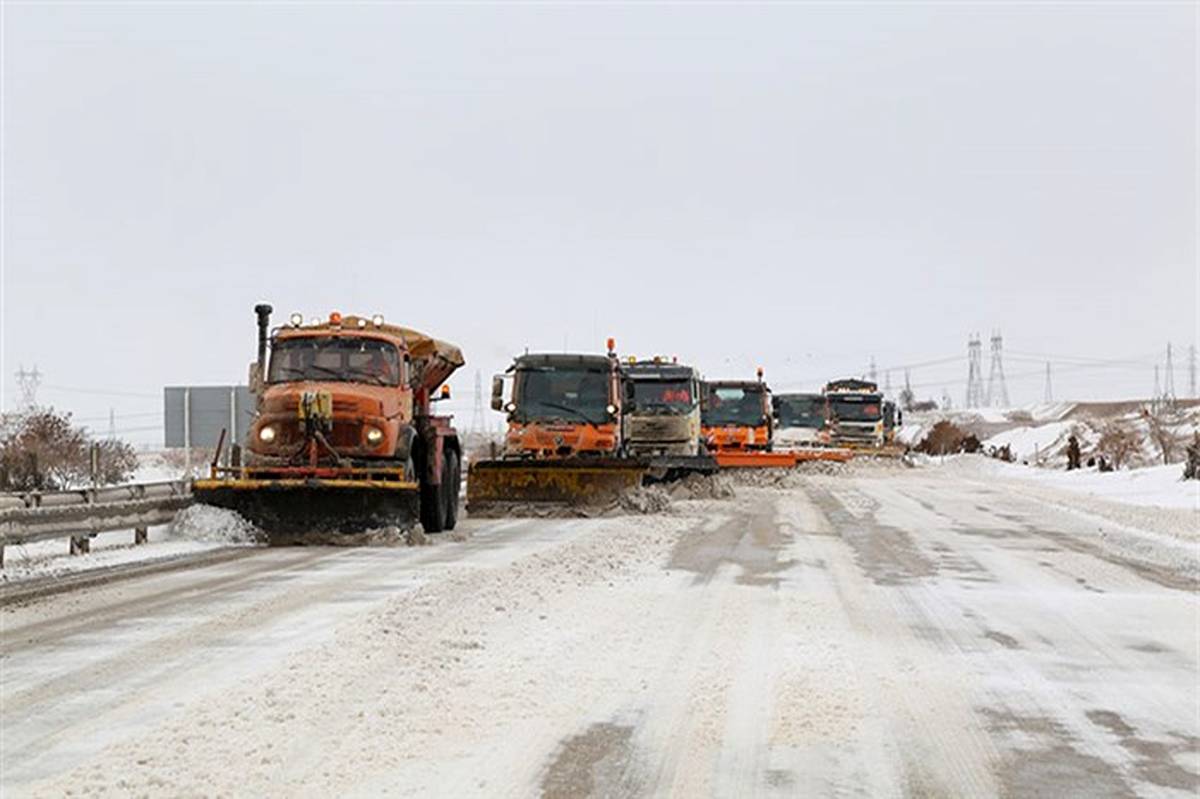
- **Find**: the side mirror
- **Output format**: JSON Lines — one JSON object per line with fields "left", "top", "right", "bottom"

{"left": 248, "top": 361, "right": 263, "bottom": 395}
{"left": 490, "top": 376, "right": 504, "bottom": 411}
{"left": 432, "top": 385, "right": 451, "bottom": 402}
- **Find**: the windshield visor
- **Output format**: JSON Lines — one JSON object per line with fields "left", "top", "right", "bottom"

{"left": 269, "top": 337, "right": 402, "bottom": 387}
{"left": 703, "top": 386, "right": 767, "bottom": 427}
{"left": 515, "top": 368, "right": 611, "bottom": 424}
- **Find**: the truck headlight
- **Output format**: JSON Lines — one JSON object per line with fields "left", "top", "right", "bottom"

{"left": 258, "top": 425, "right": 277, "bottom": 443}
{"left": 606, "top": 404, "right": 618, "bottom": 415}
{"left": 365, "top": 426, "right": 384, "bottom": 445}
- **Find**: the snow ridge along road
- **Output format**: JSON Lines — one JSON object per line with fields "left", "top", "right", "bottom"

{"left": 1, "top": 463, "right": 1196, "bottom": 797}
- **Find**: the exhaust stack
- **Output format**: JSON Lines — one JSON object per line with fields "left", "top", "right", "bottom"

{"left": 254, "top": 303, "right": 273, "bottom": 375}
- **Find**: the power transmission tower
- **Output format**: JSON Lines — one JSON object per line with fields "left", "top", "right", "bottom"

{"left": 15, "top": 364, "right": 42, "bottom": 410}
{"left": 108, "top": 408, "right": 117, "bottom": 440}
{"left": 965, "top": 334, "right": 985, "bottom": 408}
{"left": 868, "top": 357, "right": 877, "bottom": 384}
{"left": 1163, "top": 343, "right": 1176, "bottom": 401}
{"left": 900, "top": 369, "right": 914, "bottom": 410}
{"left": 1189, "top": 344, "right": 1197, "bottom": 398}
{"left": 986, "top": 330, "right": 1010, "bottom": 408}
{"left": 1043, "top": 362, "right": 1053, "bottom": 403}
{"left": 883, "top": 370, "right": 892, "bottom": 396}
{"left": 469, "top": 369, "right": 486, "bottom": 435}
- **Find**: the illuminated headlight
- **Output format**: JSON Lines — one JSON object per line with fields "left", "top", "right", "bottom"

{"left": 371, "top": 314, "right": 385, "bottom": 327}
{"left": 365, "top": 427, "right": 384, "bottom": 445}
{"left": 606, "top": 404, "right": 618, "bottom": 415}
{"left": 258, "top": 425, "right": 277, "bottom": 443}
{"left": 504, "top": 401, "right": 517, "bottom": 413}
{"left": 289, "top": 312, "right": 303, "bottom": 327}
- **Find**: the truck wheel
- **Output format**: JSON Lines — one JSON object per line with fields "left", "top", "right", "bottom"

{"left": 420, "top": 456, "right": 447, "bottom": 534}
{"left": 443, "top": 450, "right": 460, "bottom": 530}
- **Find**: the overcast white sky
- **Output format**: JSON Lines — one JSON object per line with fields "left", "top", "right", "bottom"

{"left": 1, "top": 2, "right": 1196, "bottom": 443}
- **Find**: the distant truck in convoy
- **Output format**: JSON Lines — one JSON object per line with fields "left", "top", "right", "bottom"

{"left": 621, "top": 358, "right": 704, "bottom": 458}
{"left": 772, "top": 392, "right": 830, "bottom": 448}
{"left": 824, "top": 378, "right": 885, "bottom": 448}
{"left": 701, "top": 371, "right": 774, "bottom": 452}
{"left": 467, "top": 339, "right": 645, "bottom": 510}
{"left": 882, "top": 400, "right": 901, "bottom": 445}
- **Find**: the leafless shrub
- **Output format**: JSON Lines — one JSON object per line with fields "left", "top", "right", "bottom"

{"left": 0, "top": 408, "right": 139, "bottom": 490}
{"left": 1095, "top": 421, "right": 1140, "bottom": 470}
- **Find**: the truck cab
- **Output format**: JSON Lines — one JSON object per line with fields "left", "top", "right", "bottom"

{"left": 701, "top": 375, "right": 773, "bottom": 452}
{"left": 492, "top": 344, "right": 623, "bottom": 459}
{"left": 824, "top": 378, "right": 885, "bottom": 448}
{"left": 772, "top": 392, "right": 830, "bottom": 448}
{"left": 620, "top": 359, "right": 703, "bottom": 458}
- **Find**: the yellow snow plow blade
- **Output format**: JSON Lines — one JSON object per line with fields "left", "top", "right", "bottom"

{"left": 466, "top": 459, "right": 647, "bottom": 514}
{"left": 193, "top": 472, "right": 420, "bottom": 539}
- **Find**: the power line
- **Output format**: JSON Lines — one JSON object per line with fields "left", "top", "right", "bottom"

{"left": 41, "top": 384, "right": 159, "bottom": 399}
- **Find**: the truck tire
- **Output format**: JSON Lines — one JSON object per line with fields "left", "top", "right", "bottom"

{"left": 443, "top": 450, "right": 460, "bottom": 530}
{"left": 420, "top": 454, "right": 447, "bottom": 534}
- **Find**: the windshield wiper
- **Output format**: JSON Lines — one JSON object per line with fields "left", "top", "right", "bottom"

{"left": 529, "top": 401, "right": 601, "bottom": 424}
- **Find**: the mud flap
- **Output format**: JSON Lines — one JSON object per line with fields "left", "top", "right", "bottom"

{"left": 466, "top": 459, "right": 648, "bottom": 513}
{"left": 193, "top": 478, "right": 420, "bottom": 540}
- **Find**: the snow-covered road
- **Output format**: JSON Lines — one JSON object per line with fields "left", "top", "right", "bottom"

{"left": 2, "top": 465, "right": 1196, "bottom": 797}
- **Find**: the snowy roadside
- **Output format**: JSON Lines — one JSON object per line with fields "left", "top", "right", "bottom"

{"left": 0, "top": 506, "right": 261, "bottom": 585}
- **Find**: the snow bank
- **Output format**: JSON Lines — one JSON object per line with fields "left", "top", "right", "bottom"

{"left": 169, "top": 504, "right": 265, "bottom": 544}
{"left": 982, "top": 460, "right": 1199, "bottom": 512}
{"left": 983, "top": 421, "right": 1074, "bottom": 462}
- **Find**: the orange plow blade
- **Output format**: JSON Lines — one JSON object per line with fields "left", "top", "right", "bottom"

{"left": 713, "top": 451, "right": 800, "bottom": 468}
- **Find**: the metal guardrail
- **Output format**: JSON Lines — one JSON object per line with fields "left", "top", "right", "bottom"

{"left": 0, "top": 480, "right": 193, "bottom": 565}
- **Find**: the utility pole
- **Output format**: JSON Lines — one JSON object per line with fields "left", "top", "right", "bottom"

{"left": 1163, "top": 343, "right": 1176, "bottom": 402}
{"left": 883, "top": 370, "right": 892, "bottom": 396}
{"left": 1153, "top": 365, "right": 1161, "bottom": 410}
{"left": 1189, "top": 344, "right": 1197, "bottom": 398}
{"left": 469, "top": 369, "right": 486, "bottom": 435}
{"left": 986, "top": 330, "right": 1010, "bottom": 408}
{"left": 965, "top": 334, "right": 985, "bottom": 408}
{"left": 868, "top": 357, "right": 877, "bottom": 384}
{"left": 108, "top": 408, "right": 116, "bottom": 440}
{"left": 1043, "top": 362, "right": 1052, "bottom": 404}
{"left": 15, "top": 365, "right": 42, "bottom": 411}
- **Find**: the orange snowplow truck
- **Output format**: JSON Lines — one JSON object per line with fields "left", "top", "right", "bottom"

{"left": 466, "top": 339, "right": 646, "bottom": 511}
{"left": 193, "top": 304, "right": 464, "bottom": 537}
{"left": 701, "top": 371, "right": 774, "bottom": 453}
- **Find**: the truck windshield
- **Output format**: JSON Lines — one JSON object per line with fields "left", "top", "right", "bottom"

{"left": 829, "top": 395, "right": 882, "bottom": 422}
{"left": 775, "top": 396, "right": 825, "bottom": 429}
{"left": 703, "top": 386, "right": 767, "bottom": 427}
{"left": 629, "top": 380, "right": 694, "bottom": 414}
{"left": 515, "top": 368, "right": 611, "bottom": 425}
{"left": 269, "top": 337, "right": 402, "bottom": 387}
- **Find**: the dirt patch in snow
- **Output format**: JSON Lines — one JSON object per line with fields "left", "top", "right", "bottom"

{"left": 273, "top": 526, "right": 432, "bottom": 547}
{"left": 665, "top": 473, "right": 736, "bottom": 500}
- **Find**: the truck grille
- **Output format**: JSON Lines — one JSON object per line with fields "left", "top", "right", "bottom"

{"left": 626, "top": 416, "right": 689, "bottom": 441}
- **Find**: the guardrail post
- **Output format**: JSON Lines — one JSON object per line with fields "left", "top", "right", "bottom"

{"left": 69, "top": 536, "right": 90, "bottom": 556}
{"left": 134, "top": 526, "right": 148, "bottom": 545}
